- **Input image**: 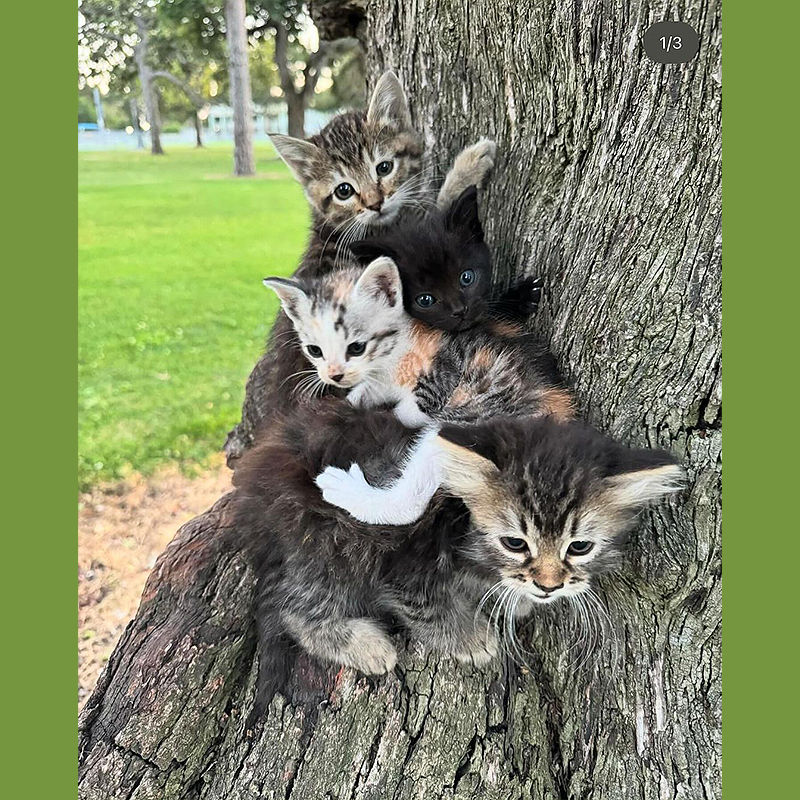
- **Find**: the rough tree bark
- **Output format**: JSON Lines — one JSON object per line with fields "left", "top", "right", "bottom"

{"left": 226, "top": 0, "right": 256, "bottom": 176}
{"left": 78, "top": 1, "right": 721, "bottom": 798}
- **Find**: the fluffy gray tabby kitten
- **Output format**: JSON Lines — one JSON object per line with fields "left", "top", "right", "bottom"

{"left": 224, "top": 71, "right": 496, "bottom": 462}
{"left": 233, "top": 401, "right": 683, "bottom": 721}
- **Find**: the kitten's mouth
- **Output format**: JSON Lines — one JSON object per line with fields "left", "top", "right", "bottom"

{"left": 529, "top": 591, "right": 560, "bottom": 604}
{"left": 321, "top": 376, "right": 359, "bottom": 389}
{"left": 362, "top": 206, "right": 399, "bottom": 227}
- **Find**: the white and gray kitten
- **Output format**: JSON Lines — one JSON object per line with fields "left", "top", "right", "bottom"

{"left": 264, "top": 257, "right": 573, "bottom": 430}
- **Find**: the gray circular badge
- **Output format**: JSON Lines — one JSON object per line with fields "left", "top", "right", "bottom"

{"left": 643, "top": 21, "right": 700, "bottom": 64}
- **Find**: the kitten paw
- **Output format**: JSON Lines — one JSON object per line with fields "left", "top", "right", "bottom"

{"left": 315, "top": 463, "right": 376, "bottom": 520}
{"left": 454, "top": 623, "right": 500, "bottom": 667}
{"left": 345, "top": 620, "right": 398, "bottom": 674}
{"left": 455, "top": 137, "right": 497, "bottom": 187}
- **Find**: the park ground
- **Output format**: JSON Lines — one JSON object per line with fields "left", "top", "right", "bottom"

{"left": 79, "top": 144, "right": 307, "bottom": 704}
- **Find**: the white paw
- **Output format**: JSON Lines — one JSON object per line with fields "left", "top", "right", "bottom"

{"left": 315, "top": 463, "right": 376, "bottom": 519}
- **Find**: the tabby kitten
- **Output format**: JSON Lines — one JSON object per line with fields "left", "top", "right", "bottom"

{"left": 224, "top": 71, "right": 497, "bottom": 462}
{"left": 234, "top": 401, "right": 682, "bottom": 715}
{"left": 263, "top": 256, "right": 572, "bottom": 428}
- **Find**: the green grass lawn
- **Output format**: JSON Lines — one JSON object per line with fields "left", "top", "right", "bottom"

{"left": 79, "top": 144, "right": 309, "bottom": 490}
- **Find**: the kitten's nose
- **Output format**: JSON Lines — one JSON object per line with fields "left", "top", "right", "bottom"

{"left": 533, "top": 579, "right": 564, "bottom": 594}
{"left": 452, "top": 304, "right": 466, "bottom": 317}
{"left": 330, "top": 373, "right": 345, "bottom": 383}
{"left": 364, "top": 190, "right": 383, "bottom": 211}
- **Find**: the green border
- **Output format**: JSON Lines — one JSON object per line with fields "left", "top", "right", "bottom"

{"left": 725, "top": 2, "right": 795, "bottom": 798}
{"left": 6, "top": 0, "right": 75, "bottom": 794}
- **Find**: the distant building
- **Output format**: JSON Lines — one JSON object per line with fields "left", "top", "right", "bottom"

{"left": 205, "top": 103, "right": 335, "bottom": 136}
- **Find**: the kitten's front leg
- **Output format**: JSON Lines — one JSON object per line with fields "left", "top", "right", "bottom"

{"left": 392, "top": 579, "right": 500, "bottom": 667}
{"left": 393, "top": 394, "right": 432, "bottom": 428}
{"left": 346, "top": 383, "right": 370, "bottom": 408}
{"left": 437, "top": 138, "right": 497, "bottom": 209}
{"left": 315, "top": 426, "right": 444, "bottom": 525}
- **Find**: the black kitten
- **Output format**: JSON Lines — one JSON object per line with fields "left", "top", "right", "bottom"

{"left": 350, "top": 186, "right": 539, "bottom": 331}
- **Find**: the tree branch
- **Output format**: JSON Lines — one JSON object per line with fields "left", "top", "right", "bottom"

{"left": 151, "top": 71, "right": 206, "bottom": 108}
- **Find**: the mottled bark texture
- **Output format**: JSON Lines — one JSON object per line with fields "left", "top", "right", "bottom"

{"left": 79, "top": 1, "right": 720, "bottom": 798}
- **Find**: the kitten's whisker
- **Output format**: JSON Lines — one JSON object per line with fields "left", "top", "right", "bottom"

{"left": 585, "top": 586, "right": 620, "bottom": 669}
{"left": 279, "top": 368, "right": 317, "bottom": 389}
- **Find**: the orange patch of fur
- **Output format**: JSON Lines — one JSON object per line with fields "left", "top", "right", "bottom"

{"left": 489, "top": 320, "right": 524, "bottom": 337}
{"left": 396, "top": 322, "right": 443, "bottom": 389}
{"left": 540, "top": 388, "right": 576, "bottom": 421}
{"left": 448, "top": 386, "right": 471, "bottom": 407}
{"left": 470, "top": 347, "right": 493, "bottom": 370}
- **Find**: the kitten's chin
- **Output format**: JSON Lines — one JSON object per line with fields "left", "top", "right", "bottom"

{"left": 361, "top": 205, "right": 401, "bottom": 228}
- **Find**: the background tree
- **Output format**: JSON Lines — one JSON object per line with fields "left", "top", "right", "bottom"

{"left": 78, "top": 1, "right": 721, "bottom": 798}
{"left": 225, "top": 0, "right": 256, "bottom": 174}
{"left": 235, "top": 1, "right": 359, "bottom": 137}
{"left": 80, "top": 0, "right": 223, "bottom": 152}
{"left": 80, "top": 0, "right": 166, "bottom": 154}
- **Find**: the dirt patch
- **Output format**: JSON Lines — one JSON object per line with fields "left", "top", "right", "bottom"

{"left": 78, "top": 455, "right": 233, "bottom": 710}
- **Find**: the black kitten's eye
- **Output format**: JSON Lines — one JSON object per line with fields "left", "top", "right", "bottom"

{"left": 376, "top": 160, "right": 394, "bottom": 177}
{"left": 416, "top": 294, "right": 437, "bottom": 308}
{"left": 567, "top": 541, "right": 595, "bottom": 556}
{"left": 460, "top": 269, "right": 476, "bottom": 286}
{"left": 500, "top": 536, "right": 528, "bottom": 552}
{"left": 347, "top": 341, "right": 367, "bottom": 357}
{"left": 334, "top": 182, "right": 355, "bottom": 200}
{"left": 306, "top": 344, "right": 323, "bottom": 358}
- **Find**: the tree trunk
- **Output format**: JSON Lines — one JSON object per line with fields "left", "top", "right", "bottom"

{"left": 286, "top": 91, "right": 306, "bottom": 139}
{"left": 128, "top": 97, "right": 145, "bottom": 150}
{"left": 134, "top": 17, "right": 163, "bottom": 156}
{"left": 78, "top": 2, "right": 721, "bottom": 798}
{"left": 92, "top": 87, "right": 106, "bottom": 132}
{"left": 194, "top": 111, "right": 204, "bottom": 147}
{"left": 225, "top": 0, "right": 256, "bottom": 176}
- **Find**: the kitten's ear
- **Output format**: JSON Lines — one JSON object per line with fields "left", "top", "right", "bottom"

{"left": 268, "top": 133, "right": 320, "bottom": 184}
{"left": 367, "top": 71, "right": 412, "bottom": 129}
{"left": 263, "top": 277, "right": 310, "bottom": 323}
{"left": 444, "top": 186, "right": 484, "bottom": 242}
{"left": 602, "top": 449, "right": 685, "bottom": 510}
{"left": 353, "top": 257, "right": 403, "bottom": 308}
{"left": 436, "top": 425, "right": 501, "bottom": 499}
{"left": 349, "top": 239, "right": 397, "bottom": 265}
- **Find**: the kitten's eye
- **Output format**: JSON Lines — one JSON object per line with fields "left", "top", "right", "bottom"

{"left": 500, "top": 536, "right": 528, "bottom": 553}
{"left": 334, "top": 183, "right": 355, "bottom": 200}
{"left": 416, "top": 294, "right": 437, "bottom": 308}
{"left": 460, "top": 269, "right": 476, "bottom": 287}
{"left": 306, "top": 344, "right": 323, "bottom": 358}
{"left": 346, "top": 341, "right": 367, "bottom": 357}
{"left": 376, "top": 160, "right": 394, "bottom": 177}
{"left": 567, "top": 541, "right": 595, "bottom": 556}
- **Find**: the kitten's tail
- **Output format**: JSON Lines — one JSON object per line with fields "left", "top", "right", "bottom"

{"left": 491, "top": 276, "right": 543, "bottom": 324}
{"left": 246, "top": 576, "right": 295, "bottom": 731}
